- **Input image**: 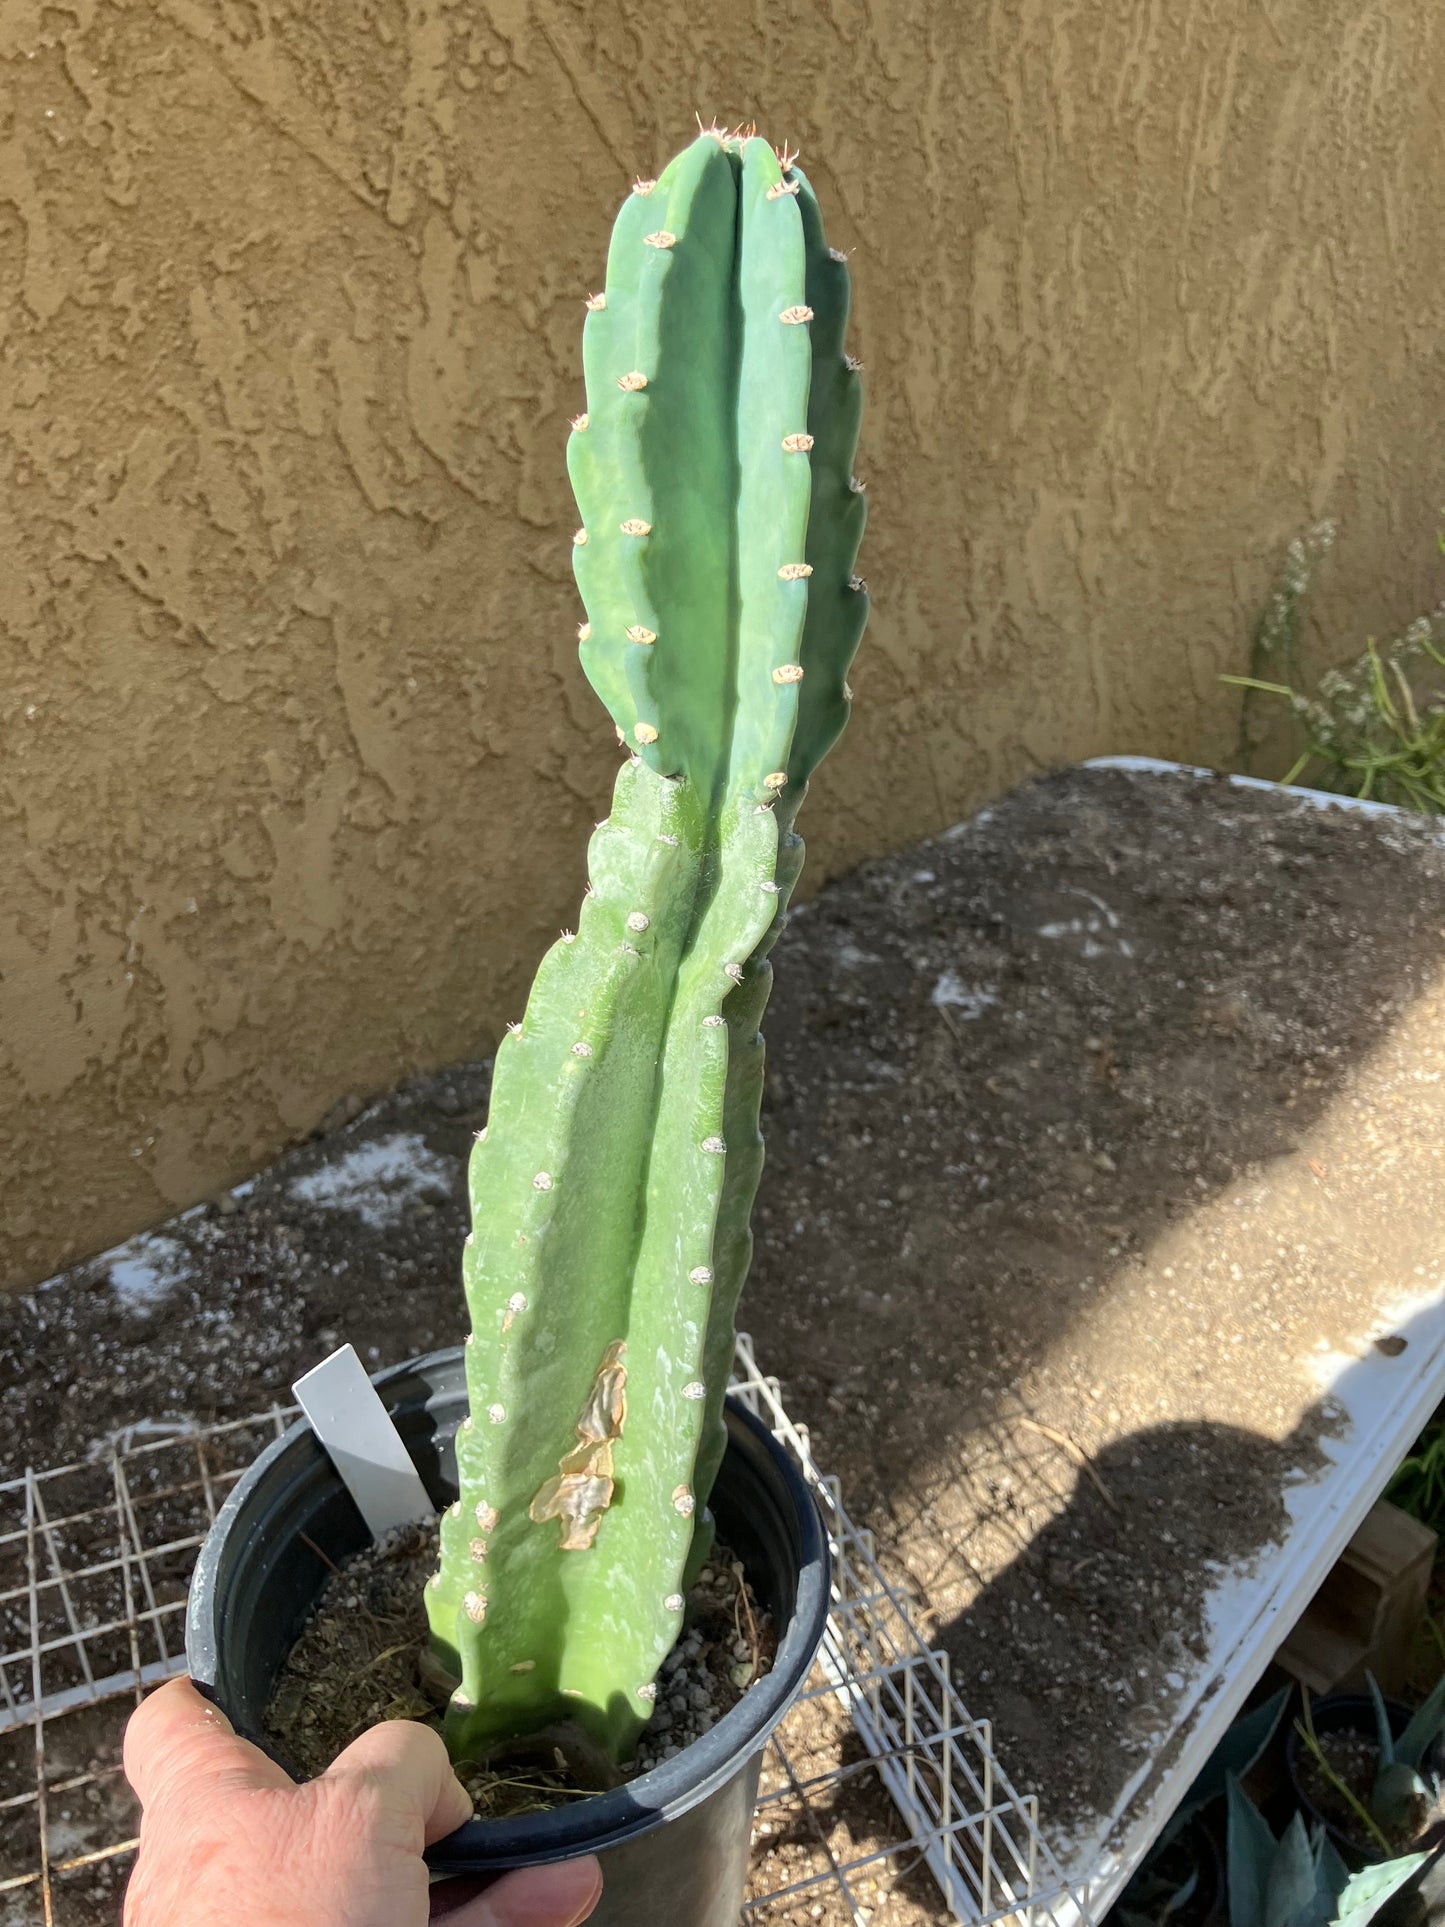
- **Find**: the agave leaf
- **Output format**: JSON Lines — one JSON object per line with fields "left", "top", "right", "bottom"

{"left": 1333, "top": 1853, "right": 1428, "bottom": 1927}
{"left": 1229, "top": 1775, "right": 1280, "bottom": 1927}
{"left": 1315, "top": 1831, "right": 1351, "bottom": 1905}
{"left": 1165, "top": 1686, "right": 1292, "bottom": 1844}
{"left": 1160, "top": 1867, "right": 1201, "bottom": 1920}
{"left": 1367, "top": 1674, "right": 1397, "bottom": 1770}
{"left": 1396, "top": 1671, "right": 1445, "bottom": 1770}
{"left": 1265, "top": 1813, "right": 1321, "bottom": 1927}
{"left": 1370, "top": 1760, "right": 1429, "bottom": 1837}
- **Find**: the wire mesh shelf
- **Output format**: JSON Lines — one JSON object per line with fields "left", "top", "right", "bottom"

{"left": 0, "top": 1340, "right": 1090, "bottom": 1927}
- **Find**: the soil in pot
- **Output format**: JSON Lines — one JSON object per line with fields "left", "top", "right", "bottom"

{"left": 1298, "top": 1730, "right": 1445, "bottom": 1859}
{"left": 262, "top": 1517, "right": 777, "bottom": 1814}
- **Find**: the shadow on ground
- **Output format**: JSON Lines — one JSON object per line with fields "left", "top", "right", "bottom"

{"left": 8, "top": 765, "right": 1445, "bottom": 1853}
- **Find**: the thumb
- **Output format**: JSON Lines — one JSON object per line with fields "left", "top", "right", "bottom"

{"left": 124, "top": 1676, "right": 293, "bottom": 1813}
{"left": 431, "top": 1858, "right": 603, "bottom": 1926}
{"left": 325, "top": 1716, "right": 473, "bottom": 1846}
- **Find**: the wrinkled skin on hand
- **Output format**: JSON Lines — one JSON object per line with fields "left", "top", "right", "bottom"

{"left": 123, "top": 1678, "right": 602, "bottom": 1927}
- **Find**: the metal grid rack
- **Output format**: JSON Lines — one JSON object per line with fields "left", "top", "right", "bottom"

{"left": 0, "top": 1340, "right": 1090, "bottom": 1927}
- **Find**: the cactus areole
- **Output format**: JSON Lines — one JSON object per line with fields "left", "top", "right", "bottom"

{"left": 427, "top": 129, "right": 867, "bottom": 1764}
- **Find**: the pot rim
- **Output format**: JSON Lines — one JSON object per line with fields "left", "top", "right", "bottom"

{"left": 185, "top": 1345, "right": 832, "bottom": 1868}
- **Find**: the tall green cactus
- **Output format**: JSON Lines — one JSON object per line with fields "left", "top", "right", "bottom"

{"left": 425, "top": 128, "right": 867, "bottom": 1766}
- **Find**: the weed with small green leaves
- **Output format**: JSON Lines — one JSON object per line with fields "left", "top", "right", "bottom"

{"left": 1224, "top": 525, "right": 1445, "bottom": 811}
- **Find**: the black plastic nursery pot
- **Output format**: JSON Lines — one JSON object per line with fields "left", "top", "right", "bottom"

{"left": 1284, "top": 1691, "right": 1424, "bottom": 1864}
{"left": 186, "top": 1347, "right": 831, "bottom": 1927}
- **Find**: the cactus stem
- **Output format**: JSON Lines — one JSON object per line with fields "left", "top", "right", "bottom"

{"left": 618, "top": 371, "right": 648, "bottom": 391}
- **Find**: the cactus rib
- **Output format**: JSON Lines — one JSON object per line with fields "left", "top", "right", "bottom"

{"left": 429, "top": 130, "right": 866, "bottom": 1764}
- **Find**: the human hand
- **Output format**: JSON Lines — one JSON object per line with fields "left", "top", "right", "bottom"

{"left": 123, "top": 1677, "right": 602, "bottom": 1927}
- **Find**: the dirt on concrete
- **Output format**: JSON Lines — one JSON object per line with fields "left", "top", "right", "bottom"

{"left": 9, "top": 764, "right": 1445, "bottom": 1923}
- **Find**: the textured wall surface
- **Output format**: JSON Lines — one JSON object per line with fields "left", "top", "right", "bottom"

{"left": 4, "top": 0, "right": 1445, "bottom": 1290}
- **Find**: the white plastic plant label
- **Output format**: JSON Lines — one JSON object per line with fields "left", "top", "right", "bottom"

{"left": 292, "top": 1344, "right": 435, "bottom": 1539}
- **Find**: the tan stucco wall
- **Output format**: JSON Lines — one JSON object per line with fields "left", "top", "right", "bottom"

{"left": 4, "top": 1, "right": 1444, "bottom": 1290}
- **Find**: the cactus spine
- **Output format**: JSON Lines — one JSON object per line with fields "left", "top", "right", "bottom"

{"left": 426, "top": 129, "right": 867, "bottom": 1766}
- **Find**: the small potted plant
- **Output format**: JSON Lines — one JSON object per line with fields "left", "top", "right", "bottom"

{"left": 1222, "top": 1776, "right": 1425, "bottom": 1927}
{"left": 1289, "top": 1676, "right": 1445, "bottom": 1865}
{"left": 1116, "top": 1688, "right": 1290, "bottom": 1927}
{"left": 186, "top": 125, "right": 867, "bottom": 1927}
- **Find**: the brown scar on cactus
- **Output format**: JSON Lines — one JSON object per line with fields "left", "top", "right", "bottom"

{"left": 528, "top": 1339, "right": 628, "bottom": 1552}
